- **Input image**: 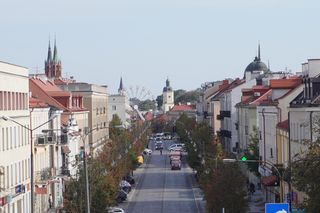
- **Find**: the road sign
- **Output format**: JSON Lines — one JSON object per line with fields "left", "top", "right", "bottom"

{"left": 265, "top": 203, "right": 289, "bottom": 213}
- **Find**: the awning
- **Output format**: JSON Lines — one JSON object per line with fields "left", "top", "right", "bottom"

{"left": 261, "top": 175, "right": 279, "bottom": 186}
{"left": 62, "top": 146, "right": 71, "bottom": 154}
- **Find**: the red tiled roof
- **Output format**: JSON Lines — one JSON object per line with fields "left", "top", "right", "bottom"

{"left": 29, "top": 77, "right": 87, "bottom": 112}
{"left": 270, "top": 78, "right": 302, "bottom": 89}
{"left": 170, "top": 104, "right": 195, "bottom": 111}
{"left": 29, "top": 97, "right": 48, "bottom": 108}
{"left": 250, "top": 90, "right": 272, "bottom": 106}
{"left": 277, "top": 120, "right": 289, "bottom": 131}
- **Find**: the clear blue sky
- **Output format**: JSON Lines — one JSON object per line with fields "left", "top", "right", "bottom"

{"left": 1, "top": 0, "right": 319, "bottom": 98}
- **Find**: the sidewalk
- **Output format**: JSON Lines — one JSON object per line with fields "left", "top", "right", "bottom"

{"left": 247, "top": 189, "right": 265, "bottom": 213}
{"left": 186, "top": 167, "right": 206, "bottom": 213}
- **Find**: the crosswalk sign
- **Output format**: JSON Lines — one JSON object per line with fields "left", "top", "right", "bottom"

{"left": 265, "top": 203, "right": 289, "bottom": 213}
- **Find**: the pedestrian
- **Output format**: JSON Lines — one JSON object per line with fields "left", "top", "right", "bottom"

{"left": 160, "top": 149, "right": 162, "bottom": 155}
{"left": 48, "top": 194, "right": 53, "bottom": 209}
{"left": 249, "top": 183, "right": 255, "bottom": 195}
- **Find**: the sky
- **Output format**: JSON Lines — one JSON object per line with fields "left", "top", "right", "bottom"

{"left": 1, "top": 0, "right": 320, "bottom": 99}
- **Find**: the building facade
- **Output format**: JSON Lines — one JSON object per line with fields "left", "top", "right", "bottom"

{"left": 0, "top": 61, "right": 30, "bottom": 213}
{"left": 58, "top": 83, "right": 109, "bottom": 156}
{"left": 108, "top": 78, "right": 132, "bottom": 127}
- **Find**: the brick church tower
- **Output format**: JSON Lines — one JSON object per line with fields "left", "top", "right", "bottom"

{"left": 45, "top": 39, "right": 62, "bottom": 79}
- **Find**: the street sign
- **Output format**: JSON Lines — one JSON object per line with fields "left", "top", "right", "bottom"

{"left": 265, "top": 203, "right": 289, "bottom": 213}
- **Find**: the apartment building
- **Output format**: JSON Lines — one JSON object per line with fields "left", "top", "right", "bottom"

{"left": 58, "top": 82, "right": 109, "bottom": 156}
{"left": 0, "top": 61, "right": 30, "bottom": 213}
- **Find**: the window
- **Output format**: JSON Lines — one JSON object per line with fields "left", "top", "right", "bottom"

{"left": 270, "top": 148, "right": 273, "bottom": 158}
{"left": 112, "top": 105, "right": 116, "bottom": 110}
{"left": 8, "top": 92, "right": 11, "bottom": 110}
{"left": 103, "top": 107, "right": 106, "bottom": 114}
{"left": 245, "top": 126, "right": 248, "bottom": 135}
{"left": 4, "top": 91, "right": 7, "bottom": 110}
{"left": 96, "top": 108, "right": 99, "bottom": 115}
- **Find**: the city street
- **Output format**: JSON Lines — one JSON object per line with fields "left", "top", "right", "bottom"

{"left": 121, "top": 140, "right": 204, "bottom": 213}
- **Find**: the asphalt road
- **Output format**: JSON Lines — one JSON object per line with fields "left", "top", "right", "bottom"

{"left": 122, "top": 140, "right": 201, "bottom": 213}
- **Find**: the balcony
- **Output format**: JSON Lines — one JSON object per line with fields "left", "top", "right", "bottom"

{"left": 59, "top": 166, "right": 70, "bottom": 177}
{"left": 219, "top": 110, "right": 231, "bottom": 118}
{"left": 35, "top": 134, "right": 57, "bottom": 146}
{"left": 220, "top": 130, "right": 231, "bottom": 138}
{"left": 35, "top": 167, "right": 53, "bottom": 183}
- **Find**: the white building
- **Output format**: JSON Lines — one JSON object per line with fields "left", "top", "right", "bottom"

{"left": 0, "top": 61, "right": 30, "bottom": 213}
{"left": 220, "top": 45, "right": 268, "bottom": 153}
{"left": 108, "top": 78, "right": 132, "bottom": 127}
{"left": 162, "top": 78, "right": 174, "bottom": 113}
{"left": 30, "top": 100, "right": 64, "bottom": 212}
{"left": 256, "top": 77, "right": 303, "bottom": 203}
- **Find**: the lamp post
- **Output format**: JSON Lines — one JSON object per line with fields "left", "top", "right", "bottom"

{"left": 223, "top": 158, "right": 284, "bottom": 202}
{"left": 1, "top": 114, "right": 57, "bottom": 213}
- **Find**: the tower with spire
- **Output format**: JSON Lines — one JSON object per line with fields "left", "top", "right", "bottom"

{"left": 45, "top": 39, "right": 62, "bottom": 79}
{"left": 118, "top": 77, "right": 125, "bottom": 95}
{"left": 162, "top": 78, "right": 174, "bottom": 112}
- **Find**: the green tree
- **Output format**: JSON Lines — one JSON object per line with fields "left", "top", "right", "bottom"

{"left": 205, "top": 163, "right": 248, "bottom": 213}
{"left": 291, "top": 117, "right": 320, "bottom": 211}
{"left": 175, "top": 89, "right": 201, "bottom": 104}
{"left": 138, "top": 99, "right": 155, "bottom": 111}
{"left": 246, "top": 125, "right": 260, "bottom": 175}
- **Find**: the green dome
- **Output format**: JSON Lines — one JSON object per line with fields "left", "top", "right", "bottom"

{"left": 245, "top": 57, "right": 268, "bottom": 73}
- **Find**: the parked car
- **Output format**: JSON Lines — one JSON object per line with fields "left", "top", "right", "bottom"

{"left": 168, "top": 143, "right": 185, "bottom": 152}
{"left": 116, "top": 189, "right": 128, "bottom": 203}
{"left": 171, "top": 159, "right": 181, "bottom": 170}
{"left": 124, "top": 175, "right": 135, "bottom": 185}
{"left": 106, "top": 207, "right": 125, "bottom": 213}
{"left": 143, "top": 148, "right": 152, "bottom": 155}
{"left": 137, "top": 155, "right": 144, "bottom": 165}
{"left": 119, "top": 180, "right": 131, "bottom": 193}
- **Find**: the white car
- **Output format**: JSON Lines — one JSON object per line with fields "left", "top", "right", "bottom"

{"left": 143, "top": 148, "right": 152, "bottom": 155}
{"left": 106, "top": 207, "right": 125, "bottom": 213}
{"left": 168, "top": 143, "right": 185, "bottom": 151}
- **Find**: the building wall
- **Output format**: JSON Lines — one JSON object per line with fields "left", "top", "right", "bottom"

{"left": 0, "top": 61, "right": 30, "bottom": 213}
{"left": 163, "top": 90, "right": 174, "bottom": 113}
{"left": 108, "top": 95, "right": 131, "bottom": 127}
{"left": 221, "top": 79, "right": 255, "bottom": 152}
{"left": 59, "top": 83, "right": 109, "bottom": 156}
{"left": 31, "top": 108, "right": 51, "bottom": 213}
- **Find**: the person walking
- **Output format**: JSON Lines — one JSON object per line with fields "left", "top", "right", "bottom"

{"left": 249, "top": 183, "right": 255, "bottom": 195}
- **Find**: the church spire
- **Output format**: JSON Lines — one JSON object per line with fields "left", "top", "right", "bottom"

{"left": 118, "top": 77, "right": 124, "bottom": 95}
{"left": 45, "top": 36, "right": 62, "bottom": 79}
{"left": 47, "top": 40, "right": 52, "bottom": 62}
{"left": 53, "top": 37, "right": 59, "bottom": 62}
{"left": 258, "top": 43, "right": 261, "bottom": 61}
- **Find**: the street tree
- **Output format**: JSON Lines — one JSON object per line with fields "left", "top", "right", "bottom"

{"left": 291, "top": 116, "right": 320, "bottom": 211}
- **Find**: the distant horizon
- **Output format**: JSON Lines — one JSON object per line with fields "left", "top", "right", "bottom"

{"left": 1, "top": 0, "right": 320, "bottom": 98}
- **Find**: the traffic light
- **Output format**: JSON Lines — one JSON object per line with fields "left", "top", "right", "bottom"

{"left": 241, "top": 156, "right": 248, "bottom": 161}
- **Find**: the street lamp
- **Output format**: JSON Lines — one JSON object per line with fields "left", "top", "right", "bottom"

{"left": 1, "top": 114, "right": 57, "bottom": 213}
{"left": 223, "top": 158, "right": 284, "bottom": 202}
